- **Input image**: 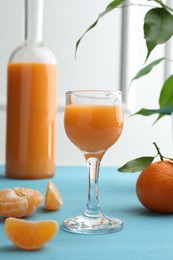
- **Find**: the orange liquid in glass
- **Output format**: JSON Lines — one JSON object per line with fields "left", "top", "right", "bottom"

{"left": 64, "top": 105, "right": 123, "bottom": 160}
{"left": 6, "top": 63, "right": 57, "bottom": 179}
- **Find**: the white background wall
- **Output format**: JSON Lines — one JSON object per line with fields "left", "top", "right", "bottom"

{"left": 0, "top": 0, "right": 172, "bottom": 167}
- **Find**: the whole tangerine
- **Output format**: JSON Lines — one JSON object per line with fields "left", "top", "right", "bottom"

{"left": 136, "top": 160, "right": 173, "bottom": 213}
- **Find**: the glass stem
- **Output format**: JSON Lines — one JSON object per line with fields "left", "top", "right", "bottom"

{"left": 83, "top": 157, "right": 103, "bottom": 218}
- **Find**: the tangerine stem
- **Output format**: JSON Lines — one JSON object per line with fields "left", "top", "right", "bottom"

{"left": 153, "top": 142, "right": 164, "bottom": 161}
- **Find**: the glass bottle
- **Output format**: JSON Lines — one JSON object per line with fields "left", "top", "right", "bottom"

{"left": 5, "top": 0, "right": 57, "bottom": 179}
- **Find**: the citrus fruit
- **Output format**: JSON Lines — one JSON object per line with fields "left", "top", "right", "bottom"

{"left": 136, "top": 160, "right": 173, "bottom": 213}
{"left": 5, "top": 217, "right": 59, "bottom": 250}
{"left": 45, "top": 181, "right": 63, "bottom": 210}
{"left": 0, "top": 187, "right": 43, "bottom": 217}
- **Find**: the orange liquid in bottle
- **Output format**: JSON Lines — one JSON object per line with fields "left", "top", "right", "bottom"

{"left": 64, "top": 105, "right": 123, "bottom": 160}
{"left": 6, "top": 63, "right": 57, "bottom": 179}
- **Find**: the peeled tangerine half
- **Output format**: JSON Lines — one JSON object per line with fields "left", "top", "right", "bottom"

{"left": 0, "top": 187, "right": 43, "bottom": 218}
{"left": 5, "top": 217, "right": 59, "bottom": 250}
{"left": 45, "top": 181, "right": 63, "bottom": 211}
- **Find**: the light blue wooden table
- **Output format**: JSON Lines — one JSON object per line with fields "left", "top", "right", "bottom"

{"left": 0, "top": 165, "right": 173, "bottom": 260}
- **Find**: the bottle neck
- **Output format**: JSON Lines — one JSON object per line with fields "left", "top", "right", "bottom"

{"left": 23, "top": 0, "right": 44, "bottom": 43}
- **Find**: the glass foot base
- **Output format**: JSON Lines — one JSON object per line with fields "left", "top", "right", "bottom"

{"left": 63, "top": 214, "right": 123, "bottom": 234}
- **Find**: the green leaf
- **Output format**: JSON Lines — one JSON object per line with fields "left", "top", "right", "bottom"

{"left": 153, "top": 0, "right": 173, "bottom": 12}
{"left": 144, "top": 8, "right": 173, "bottom": 61}
{"left": 163, "top": 156, "right": 173, "bottom": 161}
{"left": 134, "top": 108, "right": 159, "bottom": 116}
{"left": 134, "top": 105, "right": 173, "bottom": 116}
{"left": 131, "top": 57, "right": 165, "bottom": 82}
{"left": 134, "top": 105, "right": 173, "bottom": 124}
{"left": 159, "top": 75, "right": 173, "bottom": 107}
{"left": 75, "top": 0, "right": 125, "bottom": 57}
{"left": 133, "top": 75, "right": 173, "bottom": 123}
{"left": 118, "top": 156, "right": 155, "bottom": 173}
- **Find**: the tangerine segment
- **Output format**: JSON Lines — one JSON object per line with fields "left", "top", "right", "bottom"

{"left": 0, "top": 188, "right": 43, "bottom": 218}
{"left": 5, "top": 217, "right": 59, "bottom": 250}
{"left": 45, "top": 181, "right": 63, "bottom": 211}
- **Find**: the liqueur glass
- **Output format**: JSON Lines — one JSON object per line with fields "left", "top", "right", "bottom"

{"left": 63, "top": 90, "right": 124, "bottom": 234}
